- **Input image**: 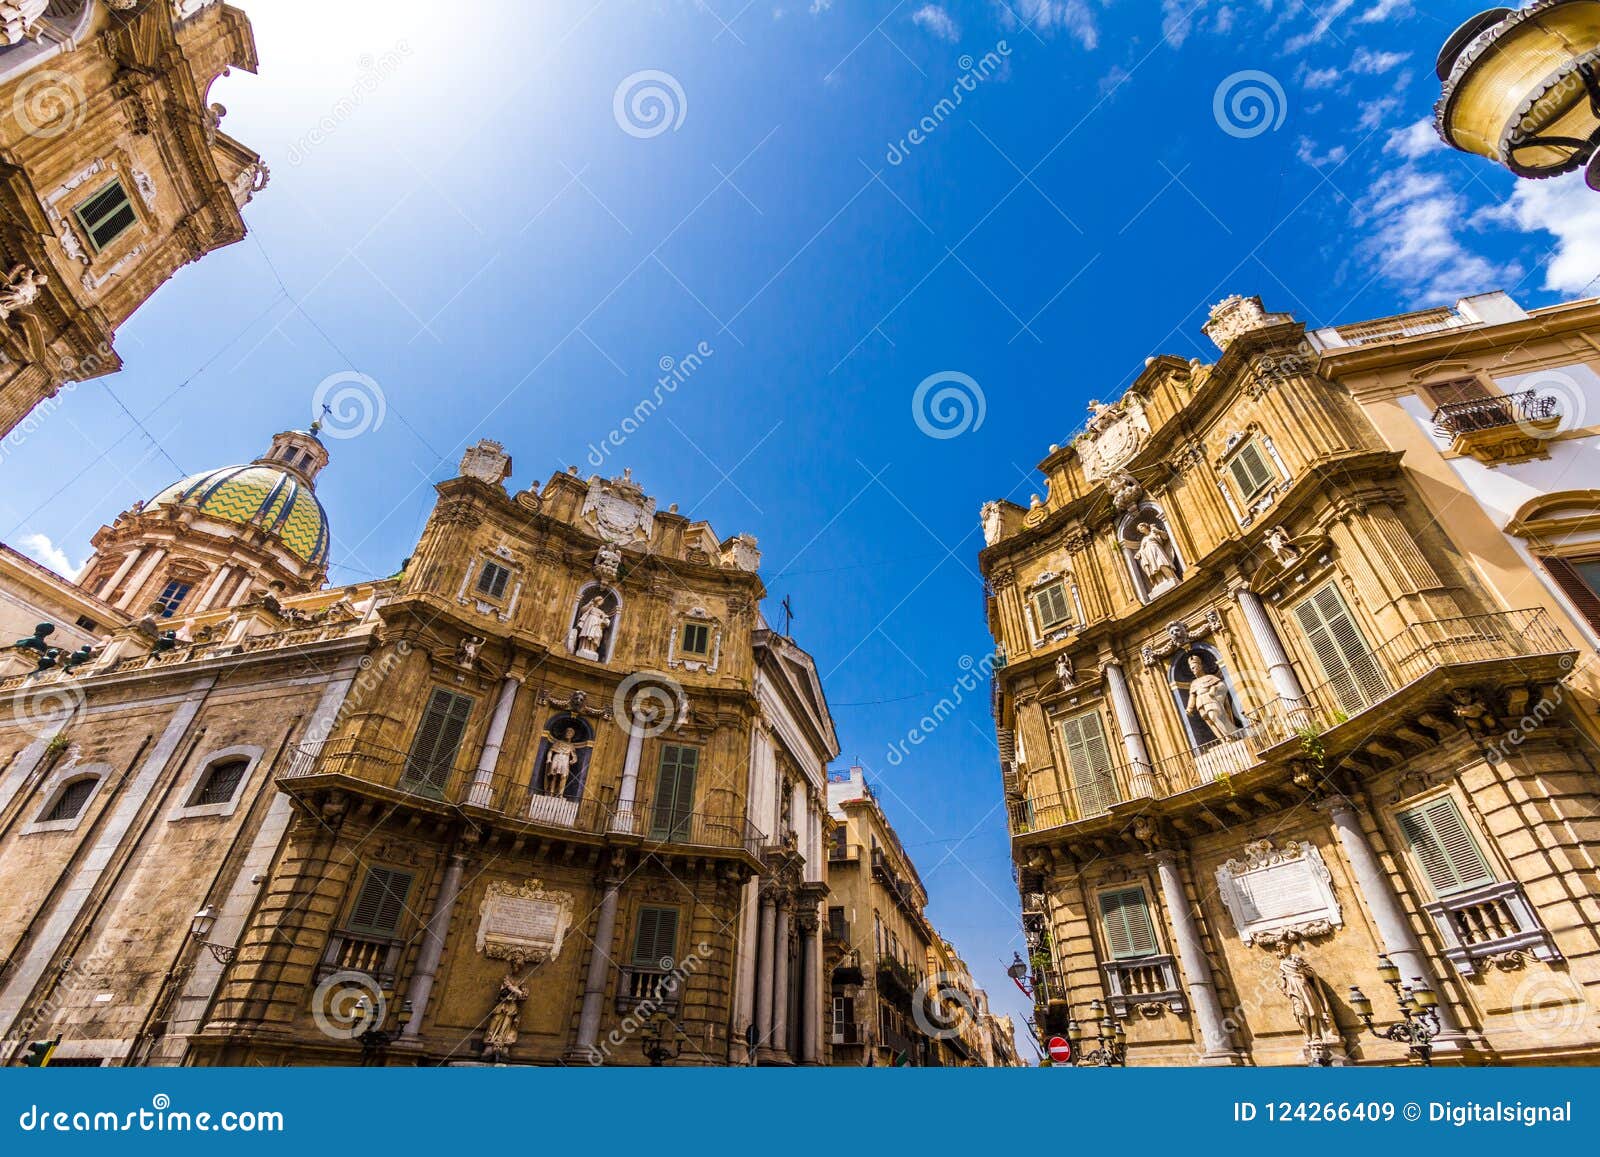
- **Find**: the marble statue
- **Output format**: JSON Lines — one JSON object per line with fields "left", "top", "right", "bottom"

{"left": 574, "top": 596, "right": 613, "bottom": 659}
{"left": 1134, "top": 521, "right": 1178, "bottom": 588}
{"left": 1277, "top": 948, "right": 1337, "bottom": 1047}
{"left": 482, "top": 972, "right": 528, "bottom": 1060}
{"left": 980, "top": 501, "right": 1004, "bottom": 546}
{"left": 1185, "top": 654, "right": 1239, "bottom": 740}
{"left": 543, "top": 728, "right": 579, "bottom": 797}
{"left": 1265, "top": 525, "right": 1299, "bottom": 565}
{"left": 0, "top": 264, "right": 47, "bottom": 321}
{"left": 1055, "top": 653, "right": 1076, "bottom": 690}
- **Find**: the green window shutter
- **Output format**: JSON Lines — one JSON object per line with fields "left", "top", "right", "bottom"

{"left": 1099, "top": 887, "right": 1158, "bottom": 960}
{"left": 403, "top": 689, "right": 474, "bottom": 797}
{"left": 346, "top": 867, "right": 414, "bottom": 937}
{"left": 75, "top": 180, "right": 137, "bottom": 251}
{"left": 631, "top": 906, "right": 680, "bottom": 966}
{"left": 1032, "top": 582, "right": 1070, "bottom": 631}
{"left": 1228, "top": 442, "right": 1274, "bottom": 498}
{"left": 649, "top": 745, "right": 699, "bottom": 840}
{"left": 1397, "top": 797, "right": 1496, "bottom": 897}
{"left": 1292, "top": 584, "right": 1388, "bottom": 714}
{"left": 1060, "top": 711, "right": 1119, "bottom": 817}
{"left": 1540, "top": 556, "right": 1600, "bottom": 635}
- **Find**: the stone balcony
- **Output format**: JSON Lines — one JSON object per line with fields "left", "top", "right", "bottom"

{"left": 1430, "top": 389, "right": 1562, "bottom": 465}
{"left": 1009, "top": 609, "right": 1576, "bottom": 842}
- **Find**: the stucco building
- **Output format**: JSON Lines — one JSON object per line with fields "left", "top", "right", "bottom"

{"left": 0, "top": 0, "right": 264, "bottom": 439}
{"left": 981, "top": 293, "right": 1600, "bottom": 1066}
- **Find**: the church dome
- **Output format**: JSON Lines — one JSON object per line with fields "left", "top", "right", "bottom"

{"left": 147, "top": 431, "right": 332, "bottom": 568}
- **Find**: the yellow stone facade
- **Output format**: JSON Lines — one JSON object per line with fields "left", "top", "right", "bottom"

{"left": 981, "top": 293, "right": 1600, "bottom": 1067}
{"left": 0, "top": 1, "right": 263, "bottom": 439}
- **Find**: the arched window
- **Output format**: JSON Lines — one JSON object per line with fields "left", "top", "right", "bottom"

{"left": 27, "top": 769, "right": 107, "bottom": 832}
{"left": 1507, "top": 491, "right": 1600, "bottom": 638}
{"left": 191, "top": 757, "right": 249, "bottom": 806}
{"left": 170, "top": 746, "right": 263, "bottom": 819}
{"left": 1168, "top": 645, "right": 1246, "bottom": 752}
{"left": 567, "top": 585, "right": 621, "bottom": 662}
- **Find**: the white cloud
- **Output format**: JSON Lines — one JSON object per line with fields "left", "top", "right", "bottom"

{"left": 1357, "top": 0, "right": 1413, "bottom": 22}
{"left": 809, "top": 0, "right": 830, "bottom": 13}
{"left": 1354, "top": 164, "right": 1514, "bottom": 304}
{"left": 1350, "top": 47, "right": 1409, "bottom": 75}
{"left": 1384, "top": 118, "right": 1441, "bottom": 161}
{"left": 1489, "top": 171, "right": 1600, "bottom": 297}
{"left": 1297, "top": 136, "right": 1348, "bottom": 168}
{"left": 1298, "top": 64, "right": 1339, "bottom": 90}
{"left": 996, "top": 0, "right": 1102, "bottom": 49}
{"left": 16, "top": 532, "right": 80, "bottom": 578}
{"left": 1284, "top": 0, "right": 1356, "bottom": 52}
{"left": 1357, "top": 93, "right": 1402, "bottom": 131}
{"left": 912, "top": 3, "right": 960, "bottom": 41}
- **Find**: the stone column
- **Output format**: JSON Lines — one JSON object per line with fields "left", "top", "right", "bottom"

{"left": 1233, "top": 585, "right": 1307, "bottom": 707}
{"left": 568, "top": 870, "right": 623, "bottom": 1063}
{"left": 771, "top": 893, "right": 792, "bottom": 1062}
{"left": 99, "top": 548, "right": 144, "bottom": 603}
{"left": 1153, "top": 851, "right": 1237, "bottom": 1063}
{"left": 754, "top": 887, "right": 777, "bottom": 1060}
{"left": 1319, "top": 796, "right": 1461, "bottom": 1037}
{"left": 609, "top": 713, "right": 647, "bottom": 833}
{"left": 1102, "top": 657, "right": 1155, "bottom": 797}
{"left": 466, "top": 674, "right": 521, "bottom": 808}
{"left": 402, "top": 851, "right": 467, "bottom": 1036}
{"left": 797, "top": 907, "right": 820, "bottom": 1065}
{"left": 192, "top": 565, "right": 234, "bottom": 614}
{"left": 114, "top": 547, "right": 166, "bottom": 611}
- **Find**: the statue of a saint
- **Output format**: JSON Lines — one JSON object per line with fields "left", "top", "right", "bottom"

{"left": 1055, "top": 653, "right": 1076, "bottom": 690}
{"left": 980, "top": 501, "right": 1004, "bottom": 546}
{"left": 1134, "top": 521, "right": 1178, "bottom": 588}
{"left": 482, "top": 972, "right": 528, "bottom": 1061}
{"left": 0, "top": 264, "right": 47, "bottom": 321}
{"left": 543, "top": 727, "right": 579, "bottom": 796}
{"left": 574, "top": 596, "right": 613, "bottom": 659}
{"left": 1185, "top": 653, "right": 1239, "bottom": 740}
{"left": 1277, "top": 948, "right": 1337, "bottom": 1047}
{"left": 1265, "top": 525, "right": 1299, "bottom": 565}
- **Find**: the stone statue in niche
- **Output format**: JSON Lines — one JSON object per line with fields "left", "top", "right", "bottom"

{"left": 0, "top": 264, "right": 47, "bottom": 321}
{"left": 1276, "top": 946, "right": 1337, "bottom": 1049}
{"left": 1185, "top": 653, "right": 1240, "bottom": 740}
{"left": 456, "top": 635, "right": 484, "bottom": 668}
{"left": 980, "top": 501, "right": 1004, "bottom": 546}
{"left": 1265, "top": 525, "right": 1299, "bottom": 566}
{"left": 1055, "top": 653, "right": 1077, "bottom": 690}
{"left": 482, "top": 971, "right": 529, "bottom": 1061}
{"left": 1135, "top": 522, "right": 1179, "bottom": 589}
{"left": 542, "top": 727, "right": 579, "bottom": 796}
{"left": 574, "top": 595, "right": 614, "bottom": 661}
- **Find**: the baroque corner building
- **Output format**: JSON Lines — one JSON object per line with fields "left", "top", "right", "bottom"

{"left": 980, "top": 291, "right": 1600, "bottom": 1067}
{"left": 0, "top": 431, "right": 842, "bottom": 1067}
{"left": 0, "top": 0, "right": 265, "bottom": 438}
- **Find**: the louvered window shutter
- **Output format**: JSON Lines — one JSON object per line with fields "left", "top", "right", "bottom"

{"left": 476, "top": 562, "right": 509, "bottom": 598}
{"left": 649, "top": 745, "right": 698, "bottom": 840}
{"left": 1397, "top": 797, "right": 1496, "bottom": 897}
{"left": 1425, "top": 377, "right": 1492, "bottom": 408}
{"left": 1540, "top": 556, "right": 1600, "bottom": 635}
{"left": 1099, "top": 887, "right": 1158, "bottom": 960}
{"left": 1293, "top": 584, "right": 1387, "bottom": 715}
{"left": 1061, "top": 711, "right": 1118, "bottom": 818}
{"left": 346, "top": 867, "right": 414, "bottom": 937}
{"left": 631, "top": 906, "right": 680, "bottom": 966}
{"left": 1229, "top": 443, "right": 1274, "bottom": 498}
{"left": 1032, "top": 583, "right": 1070, "bottom": 630}
{"left": 403, "top": 689, "right": 473, "bottom": 797}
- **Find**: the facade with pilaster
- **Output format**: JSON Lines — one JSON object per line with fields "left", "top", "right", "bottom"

{"left": 981, "top": 293, "right": 1600, "bottom": 1066}
{"left": 0, "top": 1, "right": 265, "bottom": 440}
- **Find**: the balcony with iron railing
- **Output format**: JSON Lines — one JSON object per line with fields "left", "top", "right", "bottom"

{"left": 875, "top": 953, "right": 918, "bottom": 1001}
{"left": 1430, "top": 390, "right": 1562, "bottom": 464}
{"left": 1008, "top": 610, "right": 1576, "bottom": 840}
{"left": 1422, "top": 881, "right": 1562, "bottom": 977}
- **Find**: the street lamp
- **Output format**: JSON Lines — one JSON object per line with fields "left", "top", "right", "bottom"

{"left": 351, "top": 996, "right": 413, "bottom": 1065}
{"left": 1007, "top": 951, "right": 1034, "bottom": 998}
{"left": 1065, "top": 1000, "right": 1127, "bottom": 1067}
{"left": 640, "top": 1011, "right": 684, "bottom": 1067}
{"left": 1435, "top": 2, "right": 1600, "bottom": 188}
{"left": 189, "top": 905, "right": 238, "bottom": 965}
{"left": 1348, "top": 955, "right": 1442, "bottom": 1066}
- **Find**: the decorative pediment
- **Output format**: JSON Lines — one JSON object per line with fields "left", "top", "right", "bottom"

{"left": 1140, "top": 610, "right": 1222, "bottom": 668}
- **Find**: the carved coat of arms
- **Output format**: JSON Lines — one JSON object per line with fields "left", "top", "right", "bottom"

{"left": 1077, "top": 395, "right": 1152, "bottom": 481}
{"left": 581, "top": 470, "right": 656, "bottom": 545}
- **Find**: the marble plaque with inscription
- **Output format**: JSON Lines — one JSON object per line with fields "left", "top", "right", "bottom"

{"left": 1215, "top": 839, "right": 1342, "bottom": 946}
{"left": 476, "top": 879, "right": 574, "bottom": 963}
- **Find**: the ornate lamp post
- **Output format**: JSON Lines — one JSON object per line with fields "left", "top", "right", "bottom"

{"left": 639, "top": 1011, "right": 684, "bottom": 1067}
{"left": 1065, "top": 1000, "right": 1128, "bottom": 1068}
{"left": 189, "top": 905, "right": 238, "bottom": 965}
{"left": 1007, "top": 951, "right": 1033, "bottom": 997}
{"left": 351, "top": 996, "right": 413, "bottom": 1065}
{"left": 1347, "top": 955, "right": 1442, "bottom": 1066}
{"left": 1435, "top": 2, "right": 1600, "bottom": 188}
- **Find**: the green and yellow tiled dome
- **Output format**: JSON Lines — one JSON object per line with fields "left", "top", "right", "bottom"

{"left": 150, "top": 463, "right": 331, "bottom": 568}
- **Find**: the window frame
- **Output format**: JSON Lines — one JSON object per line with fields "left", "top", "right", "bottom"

{"left": 679, "top": 619, "right": 712, "bottom": 657}
{"left": 23, "top": 766, "right": 111, "bottom": 834}
{"left": 170, "top": 744, "right": 263, "bottom": 820}
{"left": 154, "top": 579, "right": 192, "bottom": 618}
{"left": 73, "top": 176, "right": 139, "bottom": 253}
{"left": 1396, "top": 794, "right": 1499, "bottom": 899}
{"left": 1097, "top": 885, "right": 1160, "bottom": 961}
{"left": 400, "top": 687, "right": 475, "bottom": 798}
{"left": 342, "top": 865, "right": 416, "bottom": 940}
{"left": 630, "top": 904, "right": 681, "bottom": 968}
{"left": 475, "top": 560, "right": 511, "bottom": 600}
{"left": 1224, "top": 438, "right": 1277, "bottom": 503}
{"left": 1029, "top": 579, "right": 1072, "bottom": 633}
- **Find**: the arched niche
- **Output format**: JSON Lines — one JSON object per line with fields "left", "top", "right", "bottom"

{"left": 1119, "top": 503, "right": 1184, "bottom": 603}
{"left": 1168, "top": 644, "right": 1246, "bottom": 752}
{"left": 566, "top": 584, "right": 621, "bottom": 663}
{"left": 530, "top": 714, "right": 594, "bottom": 803}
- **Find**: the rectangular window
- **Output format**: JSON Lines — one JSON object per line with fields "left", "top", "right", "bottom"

{"left": 1539, "top": 555, "right": 1600, "bottom": 635}
{"left": 1421, "top": 377, "right": 1493, "bottom": 409}
{"left": 155, "top": 580, "right": 191, "bottom": 618}
{"left": 345, "top": 867, "right": 414, "bottom": 938}
{"left": 1291, "top": 582, "right": 1389, "bottom": 715}
{"left": 1030, "top": 581, "right": 1071, "bottom": 632}
{"left": 401, "top": 688, "right": 474, "bottom": 797}
{"left": 1098, "top": 886, "right": 1158, "bottom": 960}
{"left": 1058, "top": 709, "right": 1119, "bottom": 817}
{"left": 475, "top": 561, "right": 510, "bottom": 598}
{"left": 1397, "top": 796, "right": 1497, "bottom": 898}
{"left": 828, "top": 906, "right": 848, "bottom": 940}
{"left": 648, "top": 744, "right": 698, "bottom": 841}
{"left": 631, "top": 905, "right": 679, "bottom": 967}
{"left": 1227, "top": 441, "right": 1276, "bottom": 500}
{"left": 74, "top": 178, "right": 138, "bottom": 252}
{"left": 679, "top": 621, "right": 711, "bottom": 656}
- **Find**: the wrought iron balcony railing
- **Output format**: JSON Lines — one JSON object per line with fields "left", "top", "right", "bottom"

{"left": 1431, "top": 389, "right": 1559, "bottom": 438}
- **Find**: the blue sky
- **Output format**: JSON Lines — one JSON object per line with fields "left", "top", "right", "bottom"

{"left": 5, "top": 0, "right": 1598, "bottom": 1049}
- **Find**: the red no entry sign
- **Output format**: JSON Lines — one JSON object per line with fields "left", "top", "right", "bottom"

{"left": 1048, "top": 1036, "right": 1071, "bottom": 1064}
